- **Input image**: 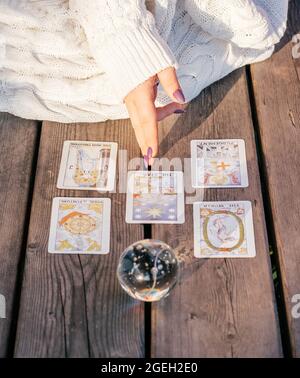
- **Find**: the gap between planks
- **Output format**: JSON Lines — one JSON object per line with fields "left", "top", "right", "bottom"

{"left": 6, "top": 121, "right": 42, "bottom": 357}
{"left": 245, "top": 66, "right": 293, "bottom": 358}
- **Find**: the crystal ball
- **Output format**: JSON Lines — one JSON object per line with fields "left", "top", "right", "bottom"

{"left": 117, "top": 239, "right": 179, "bottom": 302}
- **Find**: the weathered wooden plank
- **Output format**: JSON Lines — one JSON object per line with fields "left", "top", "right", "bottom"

{"left": 250, "top": 0, "right": 300, "bottom": 357}
{"left": 151, "top": 69, "right": 283, "bottom": 357}
{"left": 0, "top": 113, "right": 39, "bottom": 357}
{"left": 14, "top": 120, "right": 144, "bottom": 357}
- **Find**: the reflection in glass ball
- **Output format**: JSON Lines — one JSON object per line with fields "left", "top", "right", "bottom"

{"left": 117, "top": 239, "right": 179, "bottom": 302}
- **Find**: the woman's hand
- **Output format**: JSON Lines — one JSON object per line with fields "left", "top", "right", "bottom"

{"left": 124, "top": 67, "right": 186, "bottom": 165}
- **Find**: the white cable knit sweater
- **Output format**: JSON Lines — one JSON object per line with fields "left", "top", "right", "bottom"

{"left": 0, "top": 0, "right": 288, "bottom": 123}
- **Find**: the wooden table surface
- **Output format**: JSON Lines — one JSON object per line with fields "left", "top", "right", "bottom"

{"left": 0, "top": 1, "right": 299, "bottom": 358}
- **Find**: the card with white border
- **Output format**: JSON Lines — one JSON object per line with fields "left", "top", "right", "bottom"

{"left": 57, "top": 141, "right": 117, "bottom": 191}
{"left": 48, "top": 197, "right": 111, "bottom": 254}
{"left": 191, "top": 139, "right": 248, "bottom": 188}
{"left": 193, "top": 201, "right": 256, "bottom": 258}
{"left": 126, "top": 171, "right": 185, "bottom": 224}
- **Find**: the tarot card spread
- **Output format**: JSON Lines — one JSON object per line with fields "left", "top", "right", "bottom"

{"left": 57, "top": 141, "right": 117, "bottom": 191}
{"left": 191, "top": 139, "right": 248, "bottom": 188}
{"left": 48, "top": 197, "right": 111, "bottom": 254}
{"left": 193, "top": 201, "right": 256, "bottom": 258}
{"left": 126, "top": 171, "right": 185, "bottom": 224}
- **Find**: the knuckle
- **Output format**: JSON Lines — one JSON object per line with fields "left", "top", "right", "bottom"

{"left": 163, "top": 76, "right": 177, "bottom": 89}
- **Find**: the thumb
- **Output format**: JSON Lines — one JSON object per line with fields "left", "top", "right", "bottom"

{"left": 157, "top": 67, "right": 186, "bottom": 104}
{"left": 157, "top": 102, "right": 186, "bottom": 121}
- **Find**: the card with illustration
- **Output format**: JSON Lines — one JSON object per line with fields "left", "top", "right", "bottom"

{"left": 191, "top": 139, "right": 248, "bottom": 188}
{"left": 126, "top": 171, "right": 185, "bottom": 224}
{"left": 48, "top": 197, "right": 111, "bottom": 254}
{"left": 193, "top": 201, "right": 256, "bottom": 258}
{"left": 57, "top": 141, "right": 117, "bottom": 191}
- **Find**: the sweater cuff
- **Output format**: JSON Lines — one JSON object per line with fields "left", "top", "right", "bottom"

{"left": 97, "top": 27, "right": 178, "bottom": 101}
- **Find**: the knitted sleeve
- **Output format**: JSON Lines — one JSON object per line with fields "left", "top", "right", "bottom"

{"left": 184, "top": 0, "right": 289, "bottom": 50}
{"left": 69, "top": 0, "right": 177, "bottom": 101}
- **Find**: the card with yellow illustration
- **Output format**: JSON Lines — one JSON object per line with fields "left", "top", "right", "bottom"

{"left": 126, "top": 171, "right": 185, "bottom": 224}
{"left": 191, "top": 139, "right": 248, "bottom": 188}
{"left": 193, "top": 201, "right": 256, "bottom": 258}
{"left": 57, "top": 141, "right": 117, "bottom": 191}
{"left": 48, "top": 197, "right": 111, "bottom": 254}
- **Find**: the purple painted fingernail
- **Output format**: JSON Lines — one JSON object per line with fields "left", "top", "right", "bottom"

{"left": 174, "top": 109, "right": 186, "bottom": 114}
{"left": 144, "top": 155, "right": 149, "bottom": 169}
{"left": 147, "top": 147, "right": 153, "bottom": 159}
{"left": 173, "top": 89, "right": 185, "bottom": 104}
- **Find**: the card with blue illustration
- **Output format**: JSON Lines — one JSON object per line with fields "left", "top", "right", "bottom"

{"left": 193, "top": 201, "right": 256, "bottom": 258}
{"left": 126, "top": 171, "right": 185, "bottom": 224}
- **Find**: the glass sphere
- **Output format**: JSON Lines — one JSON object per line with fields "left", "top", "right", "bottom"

{"left": 117, "top": 239, "right": 179, "bottom": 302}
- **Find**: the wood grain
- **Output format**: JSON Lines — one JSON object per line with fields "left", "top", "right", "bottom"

{"left": 250, "top": 0, "right": 300, "bottom": 357}
{"left": 0, "top": 113, "right": 39, "bottom": 357}
{"left": 14, "top": 120, "right": 145, "bottom": 357}
{"left": 151, "top": 69, "right": 283, "bottom": 357}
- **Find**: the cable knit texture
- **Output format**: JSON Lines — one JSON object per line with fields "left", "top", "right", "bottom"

{"left": 0, "top": 0, "right": 288, "bottom": 123}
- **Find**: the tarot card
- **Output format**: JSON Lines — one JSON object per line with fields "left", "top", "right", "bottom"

{"left": 57, "top": 141, "right": 117, "bottom": 191}
{"left": 126, "top": 171, "right": 185, "bottom": 224}
{"left": 191, "top": 139, "right": 248, "bottom": 188}
{"left": 193, "top": 201, "right": 256, "bottom": 258}
{"left": 48, "top": 197, "right": 111, "bottom": 254}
